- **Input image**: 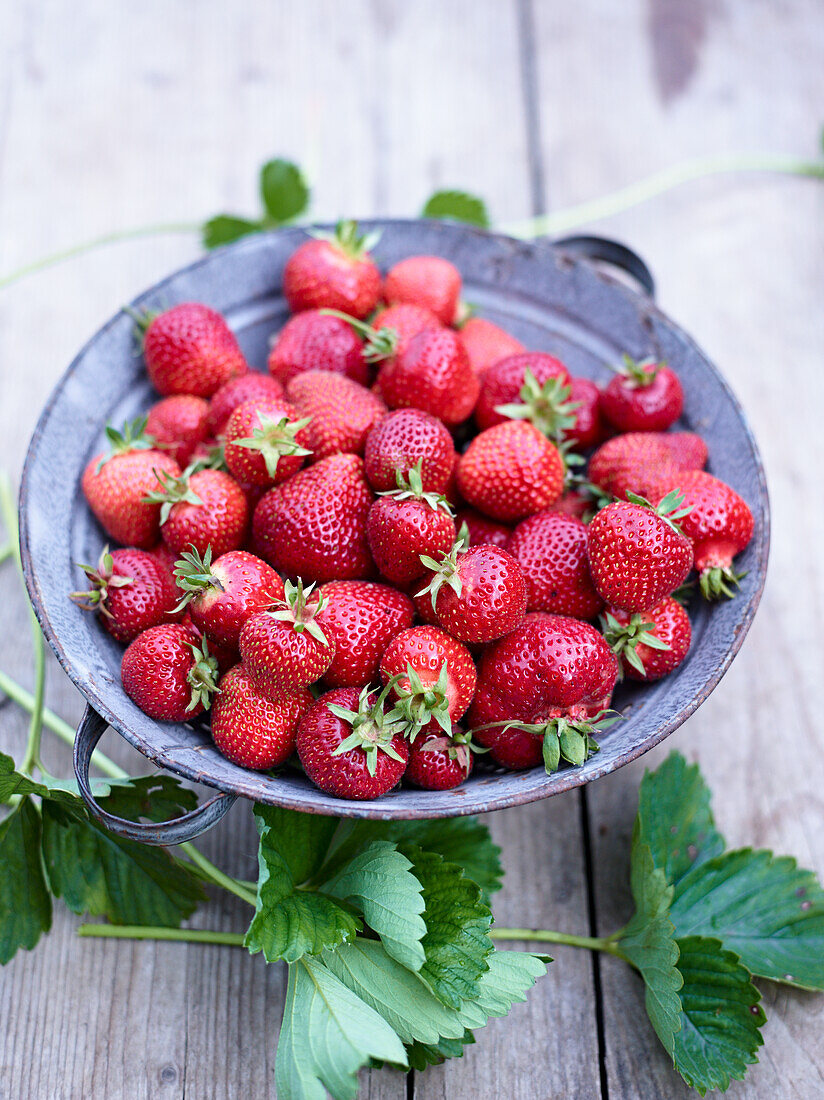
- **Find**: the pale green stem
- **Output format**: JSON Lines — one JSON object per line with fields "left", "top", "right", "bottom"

{"left": 179, "top": 847, "right": 257, "bottom": 907}
{"left": 77, "top": 924, "right": 246, "bottom": 947}
{"left": 491, "top": 927, "right": 623, "bottom": 956}
{"left": 0, "top": 542, "right": 13, "bottom": 565}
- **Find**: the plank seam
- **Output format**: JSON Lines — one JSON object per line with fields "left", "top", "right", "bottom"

{"left": 515, "top": 0, "right": 547, "bottom": 217}
{"left": 579, "top": 786, "right": 609, "bottom": 1100}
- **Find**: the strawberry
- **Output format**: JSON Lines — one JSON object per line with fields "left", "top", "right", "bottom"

{"left": 467, "top": 613, "right": 619, "bottom": 771}
{"left": 147, "top": 540, "right": 180, "bottom": 583}
{"left": 297, "top": 684, "right": 411, "bottom": 799}
{"left": 601, "top": 597, "right": 691, "bottom": 681}
{"left": 173, "top": 546, "right": 284, "bottom": 648}
{"left": 548, "top": 489, "right": 594, "bottom": 522}
{"left": 70, "top": 546, "right": 181, "bottom": 644}
{"left": 458, "top": 317, "right": 525, "bottom": 377}
{"left": 364, "top": 408, "right": 456, "bottom": 494}
{"left": 121, "top": 623, "right": 219, "bottom": 720}
{"left": 82, "top": 418, "right": 182, "bottom": 549}
{"left": 456, "top": 421, "right": 564, "bottom": 523}
{"left": 283, "top": 221, "right": 382, "bottom": 319}
{"left": 474, "top": 353, "right": 572, "bottom": 433}
{"left": 252, "top": 453, "right": 375, "bottom": 582}
{"left": 317, "top": 580, "right": 414, "bottom": 689}
{"left": 240, "top": 579, "right": 335, "bottom": 691}
{"left": 145, "top": 395, "right": 210, "bottom": 468}
{"left": 267, "top": 311, "right": 368, "bottom": 386}
{"left": 565, "top": 377, "right": 608, "bottom": 450}
{"left": 377, "top": 327, "right": 479, "bottom": 427}
{"left": 588, "top": 431, "right": 707, "bottom": 501}
{"left": 456, "top": 508, "right": 512, "bottom": 549}
{"left": 137, "top": 303, "right": 247, "bottom": 397}
{"left": 371, "top": 303, "right": 441, "bottom": 356}
{"left": 147, "top": 468, "right": 249, "bottom": 559}
{"left": 379, "top": 625, "right": 477, "bottom": 730}
{"left": 405, "top": 724, "right": 477, "bottom": 790}
{"left": 587, "top": 491, "right": 694, "bottom": 611}
{"left": 366, "top": 464, "right": 456, "bottom": 586}
{"left": 383, "top": 255, "right": 462, "bottom": 325}
{"left": 650, "top": 470, "right": 754, "bottom": 599}
{"left": 210, "top": 664, "right": 313, "bottom": 769}
{"left": 507, "top": 511, "right": 603, "bottom": 620}
{"left": 223, "top": 397, "right": 311, "bottom": 487}
{"left": 207, "top": 373, "right": 285, "bottom": 436}
{"left": 600, "top": 356, "right": 684, "bottom": 432}
{"left": 286, "top": 370, "right": 386, "bottom": 462}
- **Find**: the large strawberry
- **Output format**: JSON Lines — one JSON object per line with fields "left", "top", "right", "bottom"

{"left": 296, "top": 684, "right": 410, "bottom": 800}
{"left": 456, "top": 421, "right": 564, "bottom": 523}
{"left": 600, "top": 356, "right": 683, "bottom": 432}
{"left": 145, "top": 395, "right": 211, "bottom": 468}
{"left": 383, "top": 255, "right": 462, "bottom": 325}
{"left": 474, "top": 353, "right": 572, "bottom": 433}
{"left": 252, "top": 453, "right": 375, "bottom": 582}
{"left": 458, "top": 317, "right": 525, "bottom": 377}
{"left": 267, "top": 310, "right": 368, "bottom": 386}
{"left": 467, "top": 613, "right": 618, "bottom": 771}
{"left": 588, "top": 431, "right": 707, "bottom": 501}
{"left": 601, "top": 597, "right": 691, "bottom": 681}
{"left": 317, "top": 580, "right": 414, "bottom": 689}
{"left": 379, "top": 625, "right": 477, "bottom": 732}
{"left": 371, "top": 303, "right": 441, "bottom": 357}
{"left": 366, "top": 464, "right": 456, "bottom": 586}
{"left": 283, "top": 221, "right": 382, "bottom": 319}
{"left": 507, "top": 511, "right": 603, "bottom": 620}
{"left": 587, "top": 491, "right": 693, "bottom": 611}
{"left": 121, "top": 623, "right": 218, "bottom": 720}
{"left": 210, "top": 664, "right": 313, "bottom": 769}
{"left": 207, "top": 372, "right": 286, "bottom": 436}
{"left": 377, "top": 327, "right": 479, "bottom": 427}
{"left": 82, "top": 418, "right": 182, "bottom": 549}
{"left": 364, "top": 408, "right": 456, "bottom": 494}
{"left": 286, "top": 370, "right": 386, "bottom": 462}
{"left": 147, "top": 468, "right": 249, "bottom": 558}
{"left": 240, "top": 579, "right": 335, "bottom": 691}
{"left": 70, "top": 546, "right": 181, "bottom": 644}
{"left": 405, "top": 723, "right": 478, "bottom": 790}
{"left": 137, "top": 303, "right": 247, "bottom": 397}
{"left": 456, "top": 508, "right": 512, "bottom": 549}
{"left": 223, "top": 397, "right": 311, "bottom": 487}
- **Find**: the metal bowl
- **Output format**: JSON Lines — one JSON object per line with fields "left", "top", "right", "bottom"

{"left": 19, "top": 221, "right": 769, "bottom": 839}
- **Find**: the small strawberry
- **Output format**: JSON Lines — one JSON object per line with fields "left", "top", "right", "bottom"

{"left": 650, "top": 469, "right": 754, "bottom": 599}
{"left": 456, "top": 508, "right": 512, "bottom": 549}
{"left": 405, "top": 723, "right": 479, "bottom": 790}
{"left": 173, "top": 546, "right": 284, "bottom": 648}
{"left": 474, "top": 354, "right": 572, "bottom": 433}
{"left": 70, "top": 546, "right": 181, "bottom": 644}
{"left": 82, "top": 418, "right": 182, "bottom": 549}
{"left": 317, "top": 580, "right": 414, "bottom": 689}
{"left": 286, "top": 370, "right": 386, "bottom": 462}
{"left": 379, "top": 625, "right": 477, "bottom": 730}
{"left": 146, "top": 468, "right": 249, "bottom": 559}
{"left": 601, "top": 597, "right": 691, "bottom": 681}
{"left": 587, "top": 491, "right": 694, "bottom": 612}
{"left": 588, "top": 431, "right": 707, "bottom": 501}
{"left": 507, "top": 511, "right": 603, "bottom": 620}
{"left": 240, "top": 578, "right": 335, "bottom": 692}
{"left": 364, "top": 408, "right": 456, "bottom": 494}
{"left": 383, "top": 255, "right": 462, "bottom": 325}
{"left": 458, "top": 317, "right": 525, "bottom": 377}
{"left": 145, "top": 395, "right": 211, "bottom": 468}
{"left": 210, "top": 664, "right": 313, "bottom": 770}
{"left": 283, "top": 221, "right": 382, "bottom": 319}
{"left": 366, "top": 463, "right": 456, "bottom": 586}
{"left": 136, "top": 303, "right": 247, "bottom": 397}
{"left": 207, "top": 373, "right": 286, "bottom": 436}
{"left": 121, "top": 623, "right": 219, "bottom": 720}
{"left": 371, "top": 303, "right": 441, "bottom": 356}
{"left": 223, "top": 397, "right": 312, "bottom": 487}
{"left": 377, "top": 327, "right": 479, "bottom": 427}
{"left": 147, "top": 541, "right": 179, "bottom": 583}
{"left": 297, "top": 684, "right": 410, "bottom": 799}
{"left": 565, "top": 377, "right": 608, "bottom": 450}
{"left": 599, "top": 356, "right": 684, "bottom": 432}
{"left": 548, "top": 489, "right": 594, "bottom": 523}
{"left": 252, "top": 453, "right": 375, "bottom": 582}
{"left": 456, "top": 421, "right": 564, "bottom": 523}
{"left": 267, "top": 310, "right": 368, "bottom": 386}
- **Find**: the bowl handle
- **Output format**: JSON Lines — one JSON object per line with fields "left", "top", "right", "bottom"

{"left": 73, "top": 705, "right": 237, "bottom": 846}
{"left": 553, "top": 234, "right": 656, "bottom": 299}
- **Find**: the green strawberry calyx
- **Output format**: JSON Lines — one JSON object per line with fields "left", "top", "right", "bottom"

{"left": 388, "top": 660, "right": 454, "bottom": 738}
{"left": 327, "top": 680, "right": 410, "bottom": 777}
{"left": 232, "top": 410, "right": 312, "bottom": 480}
{"left": 267, "top": 578, "right": 329, "bottom": 646}
{"left": 319, "top": 308, "right": 398, "bottom": 363}
{"left": 186, "top": 439, "right": 228, "bottom": 475}
{"left": 699, "top": 563, "right": 747, "bottom": 602}
{"left": 611, "top": 353, "right": 662, "bottom": 388}
{"left": 378, "top": 460, "right": 454, "bottom": 516}
{"left": 624, "top": 488, "right": 692, "bottom": 535}
{"left": 69, "top": 546, "right": 133, "bottom": 617}
{"left": 470, "top": 709, "right": 622, "bottom": 776}
{"left": 310, "top": 219, "right": 381, "bottom": 261}
{"left": 173, "top": 544, "right": 221, "bottom": 612}
{"left": 95, "top": 415, "right": 157, "bottom": 472}
{"left": 143, "top": 468, "right": 204, "bottom": 525}
{"left": 600, "top": 610, "right": 671, "bottom": 679}
{"left": 416, "top": 523, "right": 470, "bottom": 614}
{"left": 186, "top": 638, "right": 221, "bottom": 713}
{"left": 495, "top": 369, "right": 582, "bottom": 441}
{"left": 417, "top": 727, "right": 488, "bottom": 777}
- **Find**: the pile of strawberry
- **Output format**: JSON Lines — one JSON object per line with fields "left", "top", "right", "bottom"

{"left": 74, "top": 222, "right": 755, "bottom": 800}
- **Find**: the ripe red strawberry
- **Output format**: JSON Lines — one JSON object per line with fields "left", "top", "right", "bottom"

{"left": 138, "top": 303, "right": 247, "bottom": 397}
{"left": 173, "top": 546, "right": 284, "bottom": 648}
{"left": 380, "top": 625, "right": 477, "bottom": 730}
{"left": 377, "top": 327, "right": 479, "bottom": 427}
{"left": 185, "top": 620, "right": 238, "bottom": 676}
{"left": 364, "top": 408, "right": 456, "bottom": 494}
{"left": 268, "top": 311, "right": 369, "bottom": 386}
{"left": 210, "top": 664, "right": 313, "bottom": 769}
{"left": 283, "top": 221, "right": 382, "bottom": 319}
{"left": 600, "top": 356, "right": 684, "bottom": 432}
{"left": 121, "top": 622, "right": 218, "bottom": 720}
{"left": 459, "top": 317, "right": 525, "bottom": 377}
{"left": 588, "top": 431, "right": 707, "bottom": 501}
{"left": 297, "top": 685, "right": 410, "bottom": 799}
{"left": 207, "top": 373, "right": 285, "bottom": 436}
{"left": 145, "top": 395, "right": 210, "bottom": 468}
{"left": 223, "top": 397, "right": 311, "bottom": 487}
{"left": 367, "top": 465, "right": 456, "bottom": 586}
{"left": 252, "top": 454, "right": 375, "bottom": 583}
{"left": 457, "top": 421, "right": 564, "bottom": 523}
{"left": 565, "top": 377, "right": 608, "bottom": 450}
{"left": 587, "top": 491, "right": 693, "bottom": 611}
{"left": 240, "top": 578, "right": 335, "bottom": 691}
{"left": 548, "top": 489, "right": 594, "bottom": 522}
{"left": 371, "top": 303, "right": 441, "bottom": 356}
{"left": 317, "top": 580, "right": 414, "bottom": 689}
{"left": 406, "top": 724, "right": 477, "bottom": 790}
{"left": 147, "top": 540, "right": 179, "bottom": 583}
{"left": 650, "top": 470, "right": 754, "bottom": 599}
{"left": 82, "top": 418, "right": 182, "bottom": 549}
{"left": 148, "top": 468, "right": 249, "bottom": 558}
{"left": 70, "top": 546, "right": 181, "bottom": 644}
{"left": 507, "top": 511, "right": 603, "bottom": 620}
{"left": 383, "top": 255, "right": 462, "bottom": 325}
{"left": 601, "top": 597, "right": 692, "bottom": 681}
{"left": 468, "top": 613, "right": 618, "bottom": 771}
{"left": 474, "top": 353, "right": 572, "bottom": 432}
{"left": 456, "top": 508, "right": 512, "bottom": 549}
{"left": 286, "top": 370, "right": 386, "bottom": 462}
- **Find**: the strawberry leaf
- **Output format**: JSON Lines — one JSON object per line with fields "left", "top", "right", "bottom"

{"left": 422, "top": 189, "right": 490, "bottom": 228}
{"left": 260, "top": 158, "right": 310, "bottom": 224}
{"left": 0, "top": 798, "right": 51, "bottom": 964}
{"left": 202, "top": 215, "right": 264, "bottom": 250}
{"left": 0, "top": 751, "right": 47, "bottom": 802}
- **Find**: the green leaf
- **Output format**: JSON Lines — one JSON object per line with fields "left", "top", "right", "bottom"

{"left": 406, "top": 1029, "right": 475, "bottom": 1071}
{"left": 672, "top": 935, "right": 765, "bottom": 1095}
{"left": 260, "top": 159, "right": 310, "bottom": 224}
{"left": 456, "top": 949, "right": 548, "bottom": 1029}
{"left": 202, "top": 215, "right": 264, "bottom": 249}
{"left": 0, "top": 752, "right": 46, "bottom": 802}
{"left": 422, "top": 189, "right": 490, "bottom": 228}
{"left": 0, "top": 798, "right": 51, "bottom": 963}
{"left": 275, "top": 955, "right": 406, "bottom": 1100}
{"left": 670, "top": 847, "right": 824, "bottom": 990}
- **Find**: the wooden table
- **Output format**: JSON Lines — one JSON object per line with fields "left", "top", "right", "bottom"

{"left": 1, "top": 2, "right": 822, "bottom": 1096}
